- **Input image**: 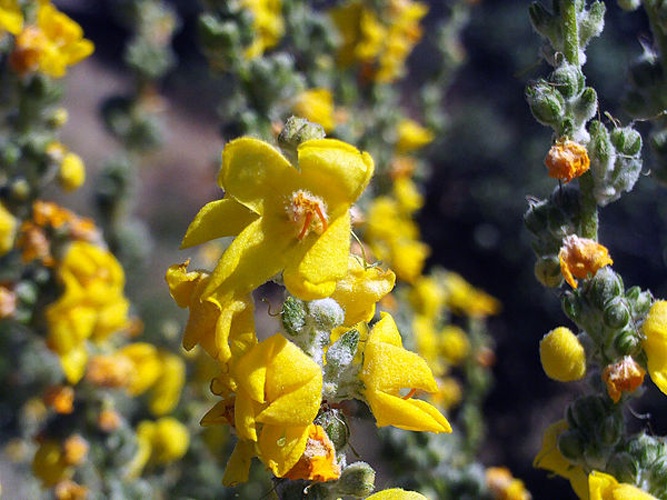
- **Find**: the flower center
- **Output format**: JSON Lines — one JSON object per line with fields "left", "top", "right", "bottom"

{"left": 286, "top": 190, "right": 329, "bottom": 240}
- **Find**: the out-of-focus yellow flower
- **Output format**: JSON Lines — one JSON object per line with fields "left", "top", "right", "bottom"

{"left": 393, "top": 176, "right": 424, "bottom": 214}
{"left": 43, "top": 385, "right": 74, "bottom": 415}
{"left": 10, "top": 2, "right": 94, "bottom": 78}
{"left": 602, "top": 355, "right": 645, "bottom": 403}
{"left": 330, "top": 0, "right": 428, "bottom": 83}
{"left": 46, "top": 241, "right": 130, "bottom": 383}
{"left": 440, "top": 325, "right": 471, "bottom": 366}
{"left": 365, "top": 196, "right": 429, "bottom": 283}
{"left": 58, "top": 152, "right": 86, "bottom": 192}
{"left": 441, "top": 272, "right": 501, "bottom": 317}
{"left": 366, "top": 488, "right": 429, "bottom": 500}
{"left": 533, "top": 420, "right": 588, "bottom": 499}
{"left": 431, "top": 376, "right": 463, "bottom": 411}
{"left": 396, "top": 119, "right": 434, "bottom": 154}
{"left": 545, "top": 140, "right": 590, "bottom": 183}
{"left": 588, "top": 470, "right": 658, "bottom": 500}
{"left": 0, "top": 0, "right": 23, "bottom": 35}
{"left": 330, "top": 256, "right": 395, "bottom": 325}
{"left": 284, "top": 423, "right": 341, "bottom": 482}
{"left": 165, "top": 260, "right": 257, "bottom": 364}
{"left": 181, "top": 137, "right": 374, "bottom": 301}
{"left": 0, "top": 202, "right": 17, "bottom": 256}
{"left": 54, "top": 479, "right": 87, "bottom": 500}
{"left": 486, "top": 466, "right": 532, "bottom": 500}
{"left": 641, "top": 300, "right": 667, "bottom": 396}
{"left": 32, "top": 440, "right": 71, "bottom": 487}
{"left": 359, "top": 312, "right": 452, "bottom": 433}
{"left": 62, "top": 435, "right": 88, "bottom": 466}
{"left": 558, "top": 235, "right": 613, "bottom": 289}
{"left": 240, "top": 0, "right": 284, "bottom": 58}
{"left": 409, "top": 275, "right": 445, "bottom": 319}
{"left": 292, "top": 89, "right": 336, "bottom": 133}
{"left": 539, "top": 327, "right": 586, "bottom": 382}
{"left": 128, "top": 417, "right": 190, "bottom": 476}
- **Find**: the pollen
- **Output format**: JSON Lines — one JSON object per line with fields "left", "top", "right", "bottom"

{"left": 286, "top": 190, "right": 329, "bottom": 240}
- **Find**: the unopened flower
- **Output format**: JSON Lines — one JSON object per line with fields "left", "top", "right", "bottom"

{"left": 359, "top": 312, "right": 452, "bottom": 433}
{"left": 486, "top": 466, "right": 532, "bottom": 500}
{"left": 641, "top": 300, "right": 667, "bottom": 396}
{"left": 284, "top": 423, "right": 341, "bottom": 482}
{"left": 588, "top": 470, "right": 657, "bottom": 500}
{"left": 57, "top": 152, "right": 86, "bottom": 192}
{"left": 533, "top": 420, "right": 588, "bottom": 498}
{"left": 539, "top": 327, "right": 587, "bottom": 382}
{"left": 545, "top": 140, "right": 590, "bottom": 183}
{"left": 558, "top": 235, "right": 613, "bottom": 289}
{"left": 181, "top": 137, "right": 373, "bottom": 301}
{"left": 602, "top": 355, "right": 645, "bottom": 403}
{"left": 10, "top": 3, "right": 94, "bottom": 78}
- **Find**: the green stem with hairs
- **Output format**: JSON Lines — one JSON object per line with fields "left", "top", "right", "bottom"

{"left": 577, "top": 170, "right": 599, "bottom": 240}
{"left": 560, "top": 0, "right": 580, "bottom": 66}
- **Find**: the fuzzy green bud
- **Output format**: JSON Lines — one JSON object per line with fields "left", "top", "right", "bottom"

{"left": 579, "top": 1, "right": 606, "bottom": 48}
{"left": 282, "top": 296, "right": 307, "bottom": 336}
{"left": 315, "top": 409, "right": 349, "bottom": 451}
{"left": 611, "top": 127, "right": 642, "bottom": 156}
{"left": 566, "top": 395, "right": 607, "bottom": 430}
{"left": 587, "top": 268, "right": 623, "bottom": 310}
{"left": 308, "top": 298, "right": 344, "bottom": 332}
{"left": 526, "top": 81, "right": 566, "bottom": 127}
{"left": 558, "top": 430, "right": 585, "bottom": 462}
{"left": 561, "top": 290, "right": 582, "bottom": 322}
{"left": 613, "top": 328, "right": 641, "bottom": 357}
{"left": 549, "top": 63, "right": 585, "bottom": 99}
{"left": 325, "top": 329, "right": 359, "bottom": 370}
{"left": 572, "top": 87, "right": 598, "bottom": 124}
{"left": 603, "top": 297, "right": 630, "bottom": 329}
{"left": 534, "top": 256, "right": 563, "bottom": 288}
{"left": 528, "top": 2, "right": 560, "bottom": 45}
{"left": 597, "top": 413, "right": 624, "bottom": 447}
{"left": 278, "top": 116, "right": 326, "bottom": 161}
{"left": 333, "top": 462, "right": 376, "bottom": 498}
{"left": 606, "top": 452, "right": 639, "bottom": 485}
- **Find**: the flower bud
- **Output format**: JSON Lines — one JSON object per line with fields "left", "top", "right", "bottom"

{"left": 557, "top": 430, "right": 585, "bottom": 462}
{"left": 526, "top": 81, "right": 566, "bottom": 127}
{"left": 572, "top": 87, "right": 598, "bottom": 124}
{"left": 528, "top": 2, "right": 559, "bottom": 44}
{"left": 597, "top": 413, "right": 624, "bottom": 446}
{"left": 549, "top": 63, "right": 584, "bottom": 99}
{"left": 566, "top": 395, "right": 607, "bottom": 430}
{"left": 613, "top": 328, "right": 641, "bottom": 357}
{"left": 333, "top": 461, "right": 376, "bottom": 498}
{"left": 58, "top": 152, "right": 86, "bottom": 192}
{"left": 282, "top": 296, "right": 307, "bottom": 336}
{"left": 611, "top": 127, "right": 642, "bottom": 156}
{"left": 315, "top": 408, "right": 349, "bottom": 451}
{"left": 603, "top": 297, "right": 630, "bottom": 329}
{"left": 579, "top": 1, "right": 605, "bottom": 48}
{"left": 308, "top": 298, "right": 345, "bottom": 331}
{"left": 540, "top": 327, "right": 587, "bottom": 382}
{"left": 588, "top": 267, "right": 623, "bottom": 310}
{"left": 534, "top": 256, "right": 563, "bottom": 288}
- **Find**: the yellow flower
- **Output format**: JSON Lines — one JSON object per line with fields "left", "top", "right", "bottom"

{"left": 10, "top": 2, "right": 94, "bottom": 78}
{"left": 486, "top": 466, "right": 532, "bottom": 500}
{"left": 588, "top": 471, "right": 658, "bottom": 500}
{"left": 545, "top": 140, "right": 590, "bottom": 183}
{"left": 292, "top": 88, "right": 336, "bottom": 133}
{"left": 396, "top": 119, "right": 434, "bottom": 154}
{"left": 203, "top": 334, "right": 323, "bottom": 480}
{"left": 359, "top": 312, "right": 452, "bottom": 433}
{"left": 0, "top": 0, "right": 23, "bottom": 35}
{"left": 441, "top": 272, "right": 501, "bottom": 317}
{"left": 440, "top": 325, "right": 471, "bottom": 366}
{"left": 128, "top": 417, "right": 190, "bottom": 476}
{"left": 330, "top": 2, "right": 385, "bottom": 68}
{"left": 165, "top": 260, "right": 257, "bottom": 364}
{"left": 240, "top": 0, "right": 284, "bottom": 58}
{"left": 46, "top": 241, "right": 130, "bottom": 383}
{"left": 284, "top": 423, "right": 341, "bottom": 482}
{"left": 32, "top": 440, "right": 71, "bottom": 487}
{"left": 329, "top": 256, "right": 396, "bottom": 326}
{"left": 366, "top": 488, "right": 429, "bottom": 500}
{"left": 558, "top": 235, "right": 613, "bottom": 289}
{"left": 0, "top": 202, "right": 17, "bottom": 256}
{"left": 533, "top": 420, "right": 588, "bottom": 499}
{"left": 181, "top": 137, "right": 374, "bottom": 301}
{"left": 57, "top": 152, "right": 86, "bottom": 192}
{"left": 641, "top": 300, "right": 667, "bottom": 396}
{"left": 409, "top": 274, "right": 446, "bottom": 319}
{"left": 539, "top": 327, "right": 587, "bottom": 382}
{"left": 602, "top": 355, "right": 645, "bottom": 403}
{"left": 393, "top": 176, "right": 424, "bottom": 214}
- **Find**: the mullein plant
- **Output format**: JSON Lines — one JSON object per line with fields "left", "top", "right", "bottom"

{"left": 526, "top": 1, "right": 667, "bottom": 498}
{"left": 165, "top": 0, "right": 531, "bottom": 498}
{"left": 0, "top": 2, "right": 192, "bottom": 498}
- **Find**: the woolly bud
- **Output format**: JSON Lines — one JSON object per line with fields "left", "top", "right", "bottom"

{"left": 540, "top": 327, "right": 587, "bottom": 382}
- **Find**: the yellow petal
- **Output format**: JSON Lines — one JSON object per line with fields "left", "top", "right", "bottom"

{"left": 181, "top": 198, "right": 258, "bottom": 249}
{"left": 223, "top": 440, "right": 255, "bottom": 487}
{"left": 366, "top": 488, "right": 429, "bottom": 500}
{"left": 257, "top": 424, "right": 311, "bottom": 477}
{"left": 367, "top": 391, "right": 451, "bottom": 432}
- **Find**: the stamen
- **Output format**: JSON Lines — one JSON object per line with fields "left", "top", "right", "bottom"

{"left": 402, "top": 388, "right": 417, "bottom": 400}
{"left": 286, "top": 190, "right": 329, "bottom": 240}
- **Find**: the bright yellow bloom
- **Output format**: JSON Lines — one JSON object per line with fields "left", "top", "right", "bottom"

{"left": 396, "top": 119, "right": 434, "bottom": 154}
{"left": 330, "top": 256, "right": 396, "bottom": 326}
{"left": 558, "top": 235, "right": 613, "bottom": 289}
{"left": 366, "top": 488, "right": 429, "bottom": 500}
{"left": 46, "top": 241, "right": 130, "bottom": 383}
{"left": 292, "top": 89, "right": 336, "bottom": 133}
{"left": 0, "top": 0, "right": 23, "bottom": 35}
{"left": 240, "top": 0, "right": 284, "bottom": 58}
{"left": 57, "top": 152, "right": 86, "bottom": 192}
{"left": 393, "top": 176, "right": 424, "bottom": 214}
{"left": 165, "top": 260, "right": 257, "bottom": 364}
{"left": 533, "top": 420, "right": 588, "bottom": 499}
{"left": 539, "top": 327, "right": 587, "bottom": 382}
{"left": 440, "top": 325, "right": 471, "bottom": 366}
{"left": 359, "top": 312, "right": 452, "bottom": 433}
{"left": 284, "top": 423, "right": 341, "bottom": 482}
{"left": 588, "top": 471, "right": 658, "bottom": 500}
{"left": 10, "top": 3, "right": 94, "bottom": 78}
{"left": 641, "top": 300, "right": 667, "bottom": 396}
{"left": 545, "top": 140, "right": 590, "bottom": 183}
{"left": 441, "top": 271, "right": 501, "bottom": 317}
{"left": 128, "top": 417, "right": 190, "bottom": 476}
{"left": 486, "top": 466, "right": 532, "bottom": 500}
{"left": 330, "top": 1, "right": 385, "bottom": 68}
{"left": 602, "top": 355, "right": 645, "bottom": 403}
{"left": 409, "top": 274, "right": 446, "bottom": 319}
{"left": 182, "top": 137, "right": 374, "bottom": 301}
{"left": 0, "top": 202, "right": 17, "bottom": 256}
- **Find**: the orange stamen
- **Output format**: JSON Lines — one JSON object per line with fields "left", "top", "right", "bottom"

{"left": 298, "top": 211, "right": 314, "bottom": 240}
{"left": 402, "top": 388, "right": 417, "bottom": 400}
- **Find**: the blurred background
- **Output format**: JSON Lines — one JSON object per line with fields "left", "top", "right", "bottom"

{"left": 48, "top": 0, "right": 667, "bottom": 497}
